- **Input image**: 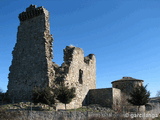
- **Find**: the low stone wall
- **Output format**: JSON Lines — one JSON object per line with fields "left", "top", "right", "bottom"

{"left": 1, "top": 110, "right": 158, "bottom": 120}
{"left": 1, "top": 111, "right": 118, "bottom": 120}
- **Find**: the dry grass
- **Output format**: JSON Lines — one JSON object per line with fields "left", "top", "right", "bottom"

{"left": 0, "top": 107, "right": 21, "bottom": 120}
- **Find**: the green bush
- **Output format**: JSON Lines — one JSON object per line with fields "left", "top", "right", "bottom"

{"left": 32, "top": 87, "right": 55, "bottom": 106}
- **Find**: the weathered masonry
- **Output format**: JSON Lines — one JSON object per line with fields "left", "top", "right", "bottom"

{"left": 88, "top": 77, "right": 144, "bottom": 110}
{"left": 7, "top": 5, "right": 144, "bottom": 110}
{"left": 7, "top": 5, "right": 96, "bottom": 109}
{"left": 88, "top": 88, "right": 121, "bottom": 108}
{"left": 8, "top": 5, "right": 54, "bottom": 102}
{"left": 112, "top": 77, "right": 144, "bottom": 107}
{"left": 54, "top": 46, "right": 96, "bottom": 109}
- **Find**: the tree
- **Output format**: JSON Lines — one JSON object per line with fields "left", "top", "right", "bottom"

{"left": 32, "top": 87, "right": 55, "bottom": 106}
{"left": 127, "top": 85, "right": 150, "bottom": 112}
{"left": 55, "top": 83, "right": 76, "bottom": 110}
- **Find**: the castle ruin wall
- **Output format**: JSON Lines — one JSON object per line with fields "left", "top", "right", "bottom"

{"left": 7, "top": 5, "right": 54, "bottom": 102}
{"left": 88, "top": 88, "right": 114, "bottom": 108}
{"left": 54, "top": 46, "right": 96, "bottom": 109}
{"left": 7, "top": 5, "right": 96, "bottom": 109}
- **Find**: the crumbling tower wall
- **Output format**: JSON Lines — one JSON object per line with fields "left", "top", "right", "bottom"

{"left": 54, "top": 46, "right": 96, "bottom": 109}
{"left": 7, "top": 5, "right": 54, "bottom": 102}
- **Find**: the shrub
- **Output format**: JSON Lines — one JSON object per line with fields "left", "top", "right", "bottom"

{"left": 32, "top": 87, "right": 55, "bottom": 106}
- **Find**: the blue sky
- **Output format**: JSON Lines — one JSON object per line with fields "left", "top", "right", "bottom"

{"left": 0, "top": 0, "right": 160, "bottom": 97}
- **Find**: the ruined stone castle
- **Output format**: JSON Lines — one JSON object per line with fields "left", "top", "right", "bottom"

{"left": 7, "top": 5, "right": 96, "bottom": 109}
{"left": 7, "top": 5, "right": 143, "bottom": 109}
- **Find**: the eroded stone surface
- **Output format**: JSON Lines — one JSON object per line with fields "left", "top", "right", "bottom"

{"left": 8, "top": 5, "right": 54, "bottom": 102}
{"left": 7, "top": 5, "right": 144, "bottom": 111}
{"left": 54, "top": 46, "right": 96, "bottom": 109}
{"left": 88, "top": 88, "right": 121, "bottom": 108}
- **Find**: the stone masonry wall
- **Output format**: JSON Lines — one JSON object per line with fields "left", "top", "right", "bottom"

{"left": 88, "top": 88, "right": 113, "bottom": 108}
{"left": 2, "top": 111, "right": 131, "bottom": 120}
{"left": 54, "top": 46, "right": 96, "bottom": 109}
{"left": 112, "top": 77, "right": 143, "bottom": 96}
{"left": 112, "top": 81, "right": 143, "bottom": 96}
{"left": 7, "top": 5, "right": 54, "bottom": 102}
{"left": 112, "top": 88, "right": 121, "bottom": 109}
{"left": 112, "top": 77, "right": 143, "bottom": 106}
{"left": 88, "top": 88, "right": 121, "bottom": 108}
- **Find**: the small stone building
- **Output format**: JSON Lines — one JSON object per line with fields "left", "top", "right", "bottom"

{"left": 112, "top": 77, "right": 144, "bottom": 95}
{"left": 88, "top": 77, "right": 144, "bottom": 109}
{"left": 112, "top": 77, "right": 144, "bottom": 105}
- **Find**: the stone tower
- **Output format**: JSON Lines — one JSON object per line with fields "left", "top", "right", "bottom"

{"left": 7, "top": 5, "right": 54, "bottom": 102}
{"left": 112, "top": 77, "right": 144, "bottom": 106}
{"left": 112, "top": 77, "right": 144, "bottom": 96}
